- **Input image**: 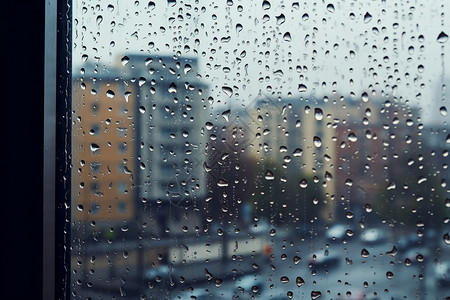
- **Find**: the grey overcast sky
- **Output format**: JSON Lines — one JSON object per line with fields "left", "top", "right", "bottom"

{"left": 73, "top": 0, "right": 450, "bottom": 125}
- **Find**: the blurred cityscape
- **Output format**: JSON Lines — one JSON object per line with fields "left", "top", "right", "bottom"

{"left": 70, "top": 54, "right": 449, "bottom": 299}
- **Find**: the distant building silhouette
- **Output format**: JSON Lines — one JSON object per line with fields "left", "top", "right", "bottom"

{"left": 71, "top": 54, "right": 210, "bottom": 233}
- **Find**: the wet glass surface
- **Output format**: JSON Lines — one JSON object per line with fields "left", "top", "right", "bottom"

{"left": 69, "top": 1, "right": 449, "bottom": 299}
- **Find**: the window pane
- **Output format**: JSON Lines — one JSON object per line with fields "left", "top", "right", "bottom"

{"left": 69, "top": 1, "right": 449, "bottom": 299}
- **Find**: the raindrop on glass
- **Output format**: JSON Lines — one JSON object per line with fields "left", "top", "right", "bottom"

{"left": 296, "top": 276, "right": 305, "bottom": 287}
{"left": 298, "top": 83, "right": 308, "bottom": 92}
{"left": 276, "top": 13, "right": 286, "bottom": 25}
{"left": 361, "top": 248, "right": 370, "bottom": 258}
{"left": 363, "top": 12, "right": 372, "bottom": 23}
{"left": 280, "top": 276, "right": 290, "bottom": 284}
{"left": 326, "top": 3, "right": 335, "bottom": 13}
{"left": 314, "top": 108, "right": 323, "bottom": 120}
{"left": 222, "top": 86, "right": 233, "bottom": 97}
{"left": 262, "top": 0, "right": 271, "bottom": 10}
{"left": 121, "top": 56, "right": 130, "bottom": 66}
{"left": 437, "top": 31, "right": 448, "bottom": 43}
{"left": 283, "top": 32, "right": 292, "bottom": 42}
{"left": 265, "top": 170, "right": 275, "bottom": 180}
{"left": 443, "top": 233, "right": 450, "bottom": 245}
{"left": 168, "top": 82, "right": 178, "bottom": 93}
{"left": 311, "top": 290, "right": 322, "bottom": 299}
{"left": 313, "top": 136, "right": 322, "bottom": 147}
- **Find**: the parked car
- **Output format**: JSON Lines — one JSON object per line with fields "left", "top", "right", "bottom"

{"left": 144, "top": 264, "right": 179, "bottom": 289}
{"left": 434, "top": 261, "right": 450, "bottom": 287}
{"left": 234, "top": 274, "right": 266, "bottom": 297}
{"left": 170, "top": 288, "right": 235, "bottom": 300}
{"left": 308, "top": 252, "right": 340, "bottom": 270}
{"left": 400, "top": 246, "right": 430, "bottom": 263}
{"left": 396, "top": 232, "right": 420, "bottom": 251}
{"left": 360, "top": 228, "right": 387, "bottom": 245}
{"left": 326, "top": 224, "right": 352, "bottom": 242}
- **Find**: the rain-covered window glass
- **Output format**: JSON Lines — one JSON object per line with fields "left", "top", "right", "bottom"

{"left": 68, "top": 1, "right": 449, "bottom": 299}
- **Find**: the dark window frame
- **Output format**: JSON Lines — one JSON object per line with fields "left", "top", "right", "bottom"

{"left": 44, "top": 0, "right": 72, "bottom": 299}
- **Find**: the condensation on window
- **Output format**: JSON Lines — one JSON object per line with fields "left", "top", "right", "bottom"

{"left": 70, "top": 1, "right": 449, "bottom": 299}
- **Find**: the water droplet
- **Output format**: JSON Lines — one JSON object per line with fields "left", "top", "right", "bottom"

{"left": 106, "top": 90, "right": 115, "bottom": 98}
{"left": 437, "top": 31, "right": 448, "bottom": 43}
{"left": 276, "top": 13, "right": 286, "bottom": 25}
{"left": 168, "top": 82, "right": 177, "bottom": 93}
{"left": 326, "top": 3, "right": 335, "bottom": 13}
{"left": 296, "top": 276, "right": 305, "bottom": 287}
{"left": 217, "top": 179, "right": 229, "bottom": 187}
{"left": 96, "top": 15, "right": 103, "bottom": 26}
{"left": 121, "top": 56, "right": 130, "bottom": 66}
{"left": 313, "top": 136, "right": 322, "bottom": 147}
{"left": 283, "top": 32, "right": 292, "bottom": 42}
{"left": 293, "top": 256, "right": 301, "bottom": 264}
{"left": 304, "top": 106, "right": 311, "bottom": 114}
{"left": 293, "top": 148, "right": 303, "bottom": 157}
{"left": 387, "top": 181, "right": 396, "bottom": 190}
{"left": 361, "top": 92, "right": 369, "bottom": 102}
{"left": 124, "top": 91, "right": 132, "bottom": 102}
{"left": 262, "top": 0, "right": 271, "bottom": 10}
{"left": 417, "top": 176, "right": 427, "bottom": 184}
{"left": 236, "top": 23, "right": 243, "bottom": 34}
{"left": 314, "top": 108, "right": 323, "bottom": 120}
{"left": 205, "top": 122, "right": 214, "bottom": 130}
{"left": 183, "top": 63, "right": 192, "bottom": 74}
{"left": 215, "top": 278, "right": 223, "bottom": 287}
{"left": 348, "top": 132, "right": 357, "bottom": 142}
{"left": 299, "top": 178, "right": 308, "bottom": 188}
{"left": 405, "top": 258, "right": 411, "bottom": 266}
{"left": 386, "top": 271, "right": 394, "bottom": 279}
{"left": 363, "top": 12, "right": 372, "bottom": 23}
{"left": 222, "top": 86, "right": 233, "bottom": 97}
{"left": 298, "top": 83, "right": 308, "bottom": 92}
{"left": 204, "top": 268, "right": 213, "bottom": 280}
{"left": 280, "top": 276, "right": 290, "bottom": 284}
{"left": 443, "top": 233, "right": 450, "bottom": 245}
{"left": 361, "top": 248, "right": 370, "bottom": 258}
{"left": 311, "top": 290, "right": 322, "bottom": 299}
{"left": 265, "top": 170, "right": 275, "bottom": 180}
{"left": 440, "top": 106, "right": 448, "bottom": 116}
{"left": 77, "top": 204, "right": 84, "bottom": 211}
{"left": 222, "top": 109, "right": 231, "bottom": 122}
{"left": 90, "top": 143, "right": 100, "bottom": 152}
{"left": 418, "top": 64, "right": 425, "bottom": 73}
